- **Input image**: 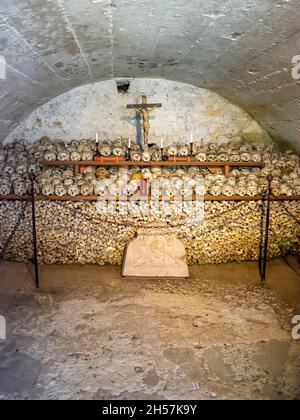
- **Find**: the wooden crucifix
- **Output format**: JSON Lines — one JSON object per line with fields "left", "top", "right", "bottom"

{"left": 127, "top": 95, "right": 162, "bottom": 146}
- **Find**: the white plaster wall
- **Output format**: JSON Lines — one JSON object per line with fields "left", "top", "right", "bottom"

{"left": 6, "top": 78, "right": 265, "bottom": 145}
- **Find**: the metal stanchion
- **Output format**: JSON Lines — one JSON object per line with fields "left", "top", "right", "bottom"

{"left": 29, "top": 172, "right": 40, "bottom": 289}
{"left": 259, "top": 195, "right": 266, "bottom": 280}
{"left": 259, "top": 174, "right": 273, "bottom": 284}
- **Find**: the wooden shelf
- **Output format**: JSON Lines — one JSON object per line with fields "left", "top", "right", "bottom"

{"left": 1, "top": 194, "right": 299, "bottom": 202}
{"left": 40, "top": 160, "right": 264, "bottom": 168}
{"left": 39, "top": 160, "right": 264, "bottom": 177}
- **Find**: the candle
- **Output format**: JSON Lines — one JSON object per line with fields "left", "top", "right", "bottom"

{"left": 190, "top": 133, "right": 194, "bottom": 144}
{"left": 128, "top": 138, "right": 131, "bottom": 149}
{"left": 96, "top": 133, "right": 99, "bottom": 144}
{"left": 160, "top": 139, "right": 164, "bottom": 149}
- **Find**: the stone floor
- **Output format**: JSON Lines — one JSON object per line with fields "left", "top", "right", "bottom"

{"left": 0, "top": 258, "right": 299, "bottom": 400}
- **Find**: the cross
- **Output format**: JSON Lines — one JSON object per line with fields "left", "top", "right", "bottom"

{"left": 127, "top": 95, "right": 162, "bottom": 146}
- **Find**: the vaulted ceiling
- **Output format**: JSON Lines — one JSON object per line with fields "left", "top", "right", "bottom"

{"left": 0, "top": 0, "right": 299, "bottom": 149}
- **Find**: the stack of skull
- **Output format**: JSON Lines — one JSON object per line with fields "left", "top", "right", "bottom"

{"left": 0, "top": 137, "right": 299, "bottom": 197}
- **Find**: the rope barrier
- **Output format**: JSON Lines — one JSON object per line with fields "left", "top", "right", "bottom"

{"left": 0, "top": 200, "right": 31, "bottom": 260}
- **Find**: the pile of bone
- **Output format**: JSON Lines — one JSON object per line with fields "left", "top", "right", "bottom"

{"left": 42, "top": 137, "right": 164, "bottom": 162}
{"left": 0, "top": 200, "right": 299, "bottom": 265}
{"left": 43, "top": 138, "right": 128, "bottom": 161}
{"left": 167, "top": 140, "right": 299, "bottom": 166}
{"left": 0, "top": 140, "right": 40, "bottom": 196}
{"left": 183, "top": 140, "right": 264, "bottom": 162}
{"left": 37, "top": 165, "right": 300, "bottom": 197}
{"left": 0, "top": 138, "right": 299, "bottom": 197}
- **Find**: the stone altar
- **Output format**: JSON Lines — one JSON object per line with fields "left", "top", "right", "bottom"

{"left": 122, "top": 223, "right": 189, "bottom": 278}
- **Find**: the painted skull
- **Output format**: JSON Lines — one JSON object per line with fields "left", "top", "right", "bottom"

{"left": 151, "top": 150, "right": 162, "bottom": 162}
{"left": 130, "top": 151, "right": 141, "bottom": 162}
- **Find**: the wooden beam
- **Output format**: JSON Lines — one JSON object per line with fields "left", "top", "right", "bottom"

{"left": 1, "top": 194, "right": 299, "bottom": 202}
{"left": 127, "top": 104, "right": 162, "bottom": 109}
{"left": 39, "top": 160, "right": 264, "bottom": 168}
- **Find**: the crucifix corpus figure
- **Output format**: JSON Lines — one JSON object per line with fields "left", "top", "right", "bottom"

{"left": 127, "top": 95, "right": 162, "bottom": 146}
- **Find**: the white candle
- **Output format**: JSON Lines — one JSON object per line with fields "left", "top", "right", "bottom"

{"left": 160, "top": 139, "right": 164, "bottom": 149}
{"left": 190, "top": 133, "right": 194, "bottom": 144}
{"left": 96, "top": 133, "right": 99, "bottom": 144}
{"left": 128, "top": 138, "right": 131, "bottom": 149}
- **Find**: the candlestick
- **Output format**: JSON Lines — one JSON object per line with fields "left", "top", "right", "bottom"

{"left": 160, "top": 139, "right": 164, "bottom": 160}
{"left": 95, "top": 133, "right": 100, "bottom": 158}
{"left": 126, "top": 139, "right": 131, "bottom": 161}
{"left": 190, "top": 135, "right": 194, "bottom": 157}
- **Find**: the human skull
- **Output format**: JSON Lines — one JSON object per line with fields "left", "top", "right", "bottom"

{"left": 81, "top": 150, "right": 94, "bottom": 161}
{"left": 55, "top": 184, "right": 67, "bottom": 196}
{"left": 0, "top": 180, "right": 11, "bottom": 195}
{"left": 44, "top": 151, "right": 56, "bottom": 161}
{"left": 70, "top": 151, "right": 81, "bottom": 161}
{"left": 209, "top": 185, "right": 222, "bottom": 196}
{"left": 13, "top": 181, "right": 27, "bottom": 196}
{"left": 196, "top": 152, "right": 207, "bottom": 162}
{"left": 241, "top": 152, "right": 251, "bottom": 162}
{"left": 207, "top": 153, "right": 218, "bottom": 162}
{"left": 222, "top": 184, "right": 235, "bottom": 196}
{"left": 151, "top": 149, "right": 162, "bottom": 162}
{"left": 167, "top": 145, "right": 178, "bottom": 157}
{"left": 42, "top": 183, "right": 54, "bottom": 196}
{"left": 177, "top": 144, "right": 189, "bottom": 157}
{"left": 99, "top": 144, "right": 112, "bottom": 157}
{"left": 67, "top": 184, "right": 80, "bottom": 197}
{"left": 81, "top": 183, "right": 94, "bottom": 196}
{"left": 130, "top": 151, "right": 141, "bottom": 162}
{"left": 142, "top": 151, "right": 151, "bottom": 162}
